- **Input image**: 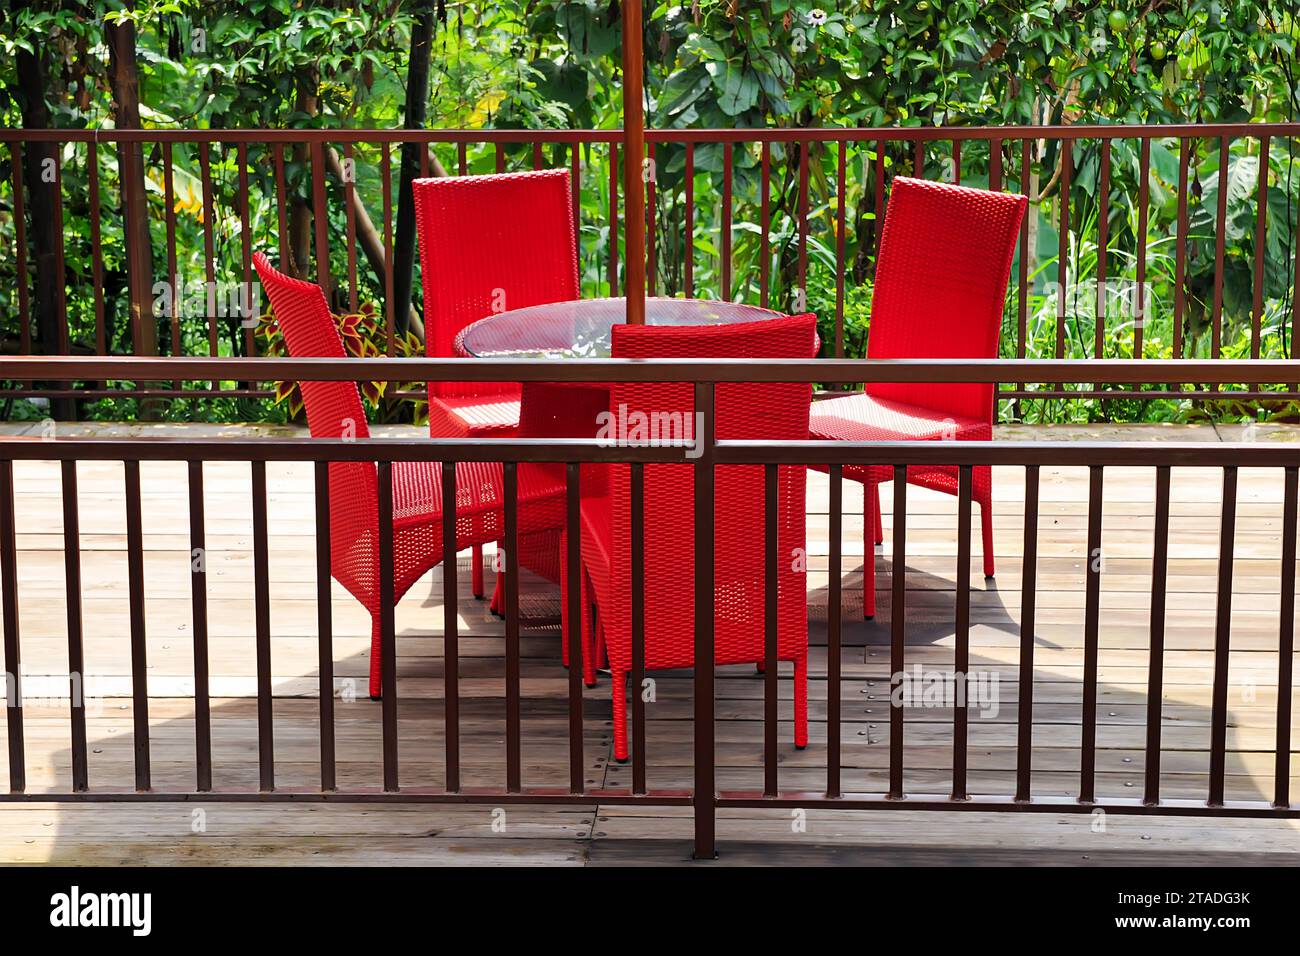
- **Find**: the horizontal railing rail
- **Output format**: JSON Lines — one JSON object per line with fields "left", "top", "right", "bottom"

{"left": 2, "top": 123, "right": 1298, "bottom": 407}
{"left": 1, "top": 355, "right": 1296, "bottom": 384}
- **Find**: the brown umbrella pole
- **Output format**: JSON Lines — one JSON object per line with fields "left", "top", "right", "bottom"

{"left": 621, "top": 0, "right": 646, "bottom": 324}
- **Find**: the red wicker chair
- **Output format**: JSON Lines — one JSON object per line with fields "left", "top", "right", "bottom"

{"left": 253, "top": 253, "right": 566, "bottom": 699}
{"left": 579, "top": 313, "right": 819, "bottom": 762}
{"left": 413, "top": 169, "right": 578, "bottom": 604}
{"left": 809, "top": 177, "right": 1027, "bottom": 618}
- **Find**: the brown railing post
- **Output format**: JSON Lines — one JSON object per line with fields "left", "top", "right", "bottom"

{"left": 693, "top": 381, "right": 717, "bottom": 859}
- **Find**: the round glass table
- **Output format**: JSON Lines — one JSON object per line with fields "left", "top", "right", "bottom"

{"left": 455, "top": 297, "right": 792, "bottom": 438}
{"left": 455, "top": 296, "right": 785, "bottom": 359}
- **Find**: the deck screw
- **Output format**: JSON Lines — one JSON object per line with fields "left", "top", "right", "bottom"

{"left": 1122, "top": 757, "right": 1132, "bottom": 763}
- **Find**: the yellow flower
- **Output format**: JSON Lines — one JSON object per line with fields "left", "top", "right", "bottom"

{"left": 468, "top": 91, "right": 506, "bottom": 128}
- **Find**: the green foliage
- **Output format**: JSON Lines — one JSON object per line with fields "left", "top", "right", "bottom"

{"left": 0, "top": 2, "right": 1298, "bottom": 426}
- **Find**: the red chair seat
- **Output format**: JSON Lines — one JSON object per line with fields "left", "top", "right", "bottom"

{"left": 810, "top": 392, "right": 990, "bottom": 444}
{"left": 426, "top": 389, "right": 522, "bottom": 439}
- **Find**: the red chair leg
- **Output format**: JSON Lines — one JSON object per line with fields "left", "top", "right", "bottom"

{"left": 580, "top": 565, "right": 598, "bottom": 687}
{"left": 612, "top": 670, "right": 629, "bottom": 762}
{"left": 864, "top": 481, "right": 877, "bottom": 619}
{"left": 560, "top": 531, "right": 571, "bottom": 668}
{"left": 368, "top": 614, "right": 383, "bottom": 700}
{"left": 794, "top": 653, "right": 808, "bottom": 749}
{"left": 471, "top": 543, "right": 485, "bottom": 598}
{"left": 980, "top": 495, "right": 996, "bottom": 578}
{"left": 871, "top": 482, "right": 883, "bottom": 545}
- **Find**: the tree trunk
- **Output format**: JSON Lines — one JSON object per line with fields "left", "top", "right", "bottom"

{"left": 15, "top": 2, "right": 75, "bottom": 420}
{"left": 392, "top": 2, "right": 436, "bottom": 336}
{"left": 287, "top": 77, "right": 319, "bottom": 279}
{"left": 106, "top": 16, "right": 157, "bottom": 359}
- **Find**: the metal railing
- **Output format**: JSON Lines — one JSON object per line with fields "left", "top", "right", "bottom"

{"left": 0, "top": 355, "right": 1296, "bottom": 859}
{"left": 2, "top": 124, "right": 1299, "bottom": 404}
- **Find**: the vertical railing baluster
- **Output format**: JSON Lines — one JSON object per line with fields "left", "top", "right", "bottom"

{"left": 163, "top": 142, "right": 181, "bottom": 375}
{"left": 889, "top": 468, "right": 907, "bottom": 799}
{"left": 1015, "top": 465, "right": 1039, "bottom": 802}
{"left": 566, "top": 463, "right": 584, "bottom": 794}
{"left": 343, "top": 142, "right": 359, "bottom": 315}
{"left": 495, "top": 141, "right": 505, "bottom": 174}
{"left": 721, "top": 142, "right": 733, "bottom": 299}
{"left": 953, "top": 466, "right": 972, "bottom": 800}
{"left": 1079, "top": 466, "right": 1102, "bottom": 803}
{"left": 61, "top": 460, "right": 87, "bottom": 791}
{"left": 1095, "top": 139, "right": 1110, "bottom": 361}
{"left": 827, "top": 465, "right": 842, "bottom": 798}
{"left": 0, "top": 460, "right": 22, "bottom": 792}
{"left": 631, "top": 462, "right": 647, "bottom": 794}
{"left": 1056, "top": 140, "right": 1071, "bottom": 360}
{"left": 763, "top": 464, "right": 778, "bottom": 797}
{"left": 188, "top": 461, "right": 212, "bottom": 792}
{"left": 273, "top": 143, "right": 290, "bottom": 270}
{"left": 237, "top": 141, "right": 254, "bottom": 356}
{"left": 382, "top": 144, "right": 394, "bottom": 356}
{"left": 609, "top": 142, "right": 620, "bottom": 297}
{"left": 1275, "top": 466, "right": 1297, "bottom": 808}
{"left": 199, "top": 144, "right": 217, "bottom": 358}
{"left": 1210, "top": 136, "right": 1229, "bottom": 382}
{"left": 951, "top": 139, "right": 961, "bottom": 185}
{"left": 87, "top": 141, "right": 106, "bottom": 356}
{"left": 797, "top": 141, "right": 809, "bottom": 305}
{"left": 835, "top": 141, "right": 847, "bottom": 358}
{"left": 684, "top": 143, "right": 695, "bottom": 298}
{"left": 759, "top": 142, "right": 770, "bottom": 309}
{"left": 1134, "top": 137, "right": 1151, "bottom": 362}
{"left": 647, "top": 143, "right": 658, "bottom": 297}
{"left": 1250, "top": 136, "right": 1270, "bottom": 361}
{"left": 873, "top": 139, "right": 886, "bottom": 267}
{"left": 313, "top": 461, "right": 335, "bottom": 792}
{"left": 9, "top": 144, "right": 30, "bottom": 354}
{"left": 52, "top": 142, "right": 68, "bottom": 356}
{"left": 504, "top": 461, "right": 521, "bottom": 793}
{"left": 1293, "top": 166, "right": 1300, "bottom": 390}
{"left": 989, "top": 137, "right": 1002, "bottom": 191}
{"left": 440, "top": 461, "right": 459, "bottom": 793}
{"left": 913, "top": 139, "right": 924, "bottom": 178}
{"left": 251, "top": 460, "right": 274, "bottom": 791}
{"left": 1143, "top": 465, "right": 1170, "bottom": 805}
{"left": 1173, "top": 137, "right": 1190, "bottom": 366}
{"left": 378, "top": 460, "right": 398, "bottom": 791}
{"left": 311, "top": 140, "right": 332, "bottom": 304}
{"left": 1209, "top": 466, "right": 1237, "bottom": 806}
{"left": 124, "top": 460, "right": 150, "bottom": 790}
{"left": 1017, "top": 139, "right": 1030, "bottom": 366}
{"left": 693, "top": 382, "right": 716, "bottom": 859}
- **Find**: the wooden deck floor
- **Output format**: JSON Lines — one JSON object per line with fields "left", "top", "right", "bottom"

{"left": 0, "top": 421, "right": 1297, "bottom": 865}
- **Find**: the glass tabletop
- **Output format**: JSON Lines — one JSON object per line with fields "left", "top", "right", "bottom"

{"left": 456, "top": 297, "right": 785, "bottom": 359}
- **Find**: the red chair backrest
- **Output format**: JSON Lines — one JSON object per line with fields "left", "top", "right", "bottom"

{"left": 253, "top": 253, "right": 377, "bottom": 598}
{"left": 413, "top": 170, "right": 579, "bottom": 397}
{"left": 602, "top": 313, "right": 818, "bottom": 674}
{"left": 866, "top": 177, "right": 1027, "bottom": 423}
